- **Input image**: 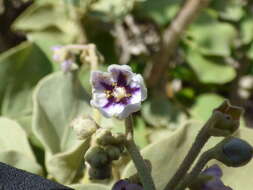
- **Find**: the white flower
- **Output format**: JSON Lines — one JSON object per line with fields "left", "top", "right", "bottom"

{"left": 90, "top": 64, "right": 147, "bottom": 119}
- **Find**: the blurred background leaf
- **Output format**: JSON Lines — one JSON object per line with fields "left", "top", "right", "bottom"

{"left": 32, "top": 71, "right": 91, "bottom": 184}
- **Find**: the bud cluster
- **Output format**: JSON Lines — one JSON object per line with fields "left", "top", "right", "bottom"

{"left": 84, "top": 128, "right": 126, "bottom": 180}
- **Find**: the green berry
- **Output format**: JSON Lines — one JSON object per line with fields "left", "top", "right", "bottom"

{"left": 88, "top": 164, "right": 112, "bottom": 180}
{"left": 104, "top": 145, "right": 121, "bottom": 161}
{"left": 85, "top": 146, "right": 109, "bottom": 168}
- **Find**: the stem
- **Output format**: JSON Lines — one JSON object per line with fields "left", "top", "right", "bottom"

{"left": 124, "top": 116, "right": 156, "bottom": 190}
{"left": 175, "top": 150, "right": 214, "bottom": 190}
{"left": 147, "top": 0, "right": 211, "bottom": 88}
{"left": 125, "top": 115, "right": 134, "bottom": 140}
{"left": 164, "top": 117, "right": 213, "bottom": 190}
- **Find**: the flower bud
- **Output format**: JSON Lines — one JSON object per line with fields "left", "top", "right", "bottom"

{"left": 104, "top": 145, "right": 121, "bottom": 161}
{"left": 208, "top": 100, "right": 243, "bottom": 137}
{"left": 222, "top": 138, "right": 253, "bottom": 167}
{"left": 213, "top": 137, "right": 253, "bottom": 167}
{"left": 112, "top": 133, "right": 126, "bottom": 145}
{"left": 71, "top": 116, "right": 98, "bottom": 140}
{"left": 88, "top": 164, "right": 112, "bottom": 180}
{"left": 95, "top": 128, "right": 114, "bottom": 146}
{"left": 84, "top": 146, "right": 109, "bottom": 168}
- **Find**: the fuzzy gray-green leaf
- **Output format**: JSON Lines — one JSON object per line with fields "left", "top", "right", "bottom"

{"left": 32, "top": 71, "right": 91, "bottom": 184}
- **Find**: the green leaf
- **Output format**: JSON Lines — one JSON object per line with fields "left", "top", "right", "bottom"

{"left": 191, "top": 94, "right": 224, "bottom": 121}
{"left": 91, "top": 0, "right": 136, "bottom": 20}
{"left": 135, "top": 0, "right": 183, "bottom": 26}
{"left": 13, "top": 3, "right": 79, "bottom": 42}
{"left": 32, "top": 71, "right": 91, "bottom": 184}
{"left": 0, "top": 117, "right": 42, "bottom": 174}
{"left": 0, "top": 42, "right": 52, "bottom": 135}
{"left": 241, "top": 17, "right": 253, "bottom": 44}
{"left": 122, "top": 121, "right": 253, "bottom": 190}
{"left": 13, "top": 3, "right": 57, "bottom": 31}
{"left": 141, "top": 97, "right": 186, "bottom": 129}
{"left": 69, "top": 184, "right": 109, "bottom": 190}
{"left": 187, "top": 17, "right": 237, "bottom": 56}
{"left": 211, "top": 0, "right": 245, "bottom": 21}
{"left": 247, "top": 43, "right": 253, "bottom": 60}
{"left": 186, "top": 50, "right": 236, "bottom": 84}
{"left": 27, "top": 31, "right": 66, "bottom": 71}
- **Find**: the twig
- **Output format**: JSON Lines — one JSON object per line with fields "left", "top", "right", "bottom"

{"left": 114, "top": 22, "right": 131, "bottom": 64}
{"left": 147, "top": 0, "right": 211, "bottom": 88}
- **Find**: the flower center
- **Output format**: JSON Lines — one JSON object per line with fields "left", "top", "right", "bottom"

{"left": 112, "top": 87, "right": 128, "bottom": 102}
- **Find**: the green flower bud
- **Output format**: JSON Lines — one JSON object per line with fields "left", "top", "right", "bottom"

{"left": 211, "top": 137, "right": 253, "bottom": 167}
{"left": 88, "top": 164, "right": 112, "bottom": 180}
{"left": 208, "top": 100, "right": 243, "bottom": 137}
{"left": 95, "top": 129, "right": 114, "bottom": 146}
{"left": 112, "top": 133, "right": 126, "bottom": 145}
{"left": 84, "top": 146, "right": 109, "bottom": 168}
{"left": 222, "top": 138, "right": 253, "bottom": 167}
{"left": 104, "top": 145, "right": 121, "bottom": 161}
{"left": 71, "top": 116, "right": 98, "bottom": 140}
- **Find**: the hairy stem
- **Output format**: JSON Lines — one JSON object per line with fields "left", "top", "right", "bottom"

{"left": 124, "top": 116, "right": 156, "bottom": 190}
{"left": 164, "top": 118, "right": 213, "bottom": 190}
{"left": 175, "top": 150, "right": 213, "bottom": 190}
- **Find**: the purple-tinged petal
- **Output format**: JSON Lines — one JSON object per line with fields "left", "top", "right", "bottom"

{"left": 91, "top": 71, "right": 114, "bottom": 91}
{"left": 112, "top": 179, "right": 130, "bottom": 190}
{"left": 108, "top": 64, "right": 133, "bottom": 86}
{"left": 112, "top": 179, "right": 143, "bottom": 190}
{"left": 103, "top": 97, "right": 115, "bottom": 108}
{"left": 126, "top": 184, "right": 143, "bottom": 190}
{"left": 117, "top": 103, "right": 141, "bottom": 119}
{"left": 202, "top": 164, "right": 222, "bottom": 178}
{"left": 203, "top": 179, "right": 232, "bottom": 190}
{"left": 130, "top": 74, "right": 147, "bottom": 101}
{"left": 96, "top": 102, "right": 125, "bottom": 118}
{"left": 90, "top": 92, "right": 108, "bottom": 108}
{"left": 201, "top": 165, "right": 232, "bottom": 190}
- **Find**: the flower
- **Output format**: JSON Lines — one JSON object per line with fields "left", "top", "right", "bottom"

{"left": 112, "top": 179, "right": 143, "bottom": 190}
{"left": 201, "top": 165, "right": 232, "bottom": 190}
{"left": 51, "top": 45, "right": 77, "bottom": 73}
{"left": 90, "top": 64, "right": 147, "bottom": 119}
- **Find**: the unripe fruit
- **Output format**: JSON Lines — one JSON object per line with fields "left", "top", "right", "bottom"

{"left": 88, "top": 164, "right": 112, "bottom": 180}
{"left": 104, "top": 145, "right": 121, "bottom": 161}
{"left": 85, "top": 146, "right": 109, "bottom": 168}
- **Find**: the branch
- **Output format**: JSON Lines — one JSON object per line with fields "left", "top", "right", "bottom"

{"left": 147, "top": 0, "right": 211, "bottom": 88}
{"left": 114, "top": 21, "right": 132, "bottom": 65}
